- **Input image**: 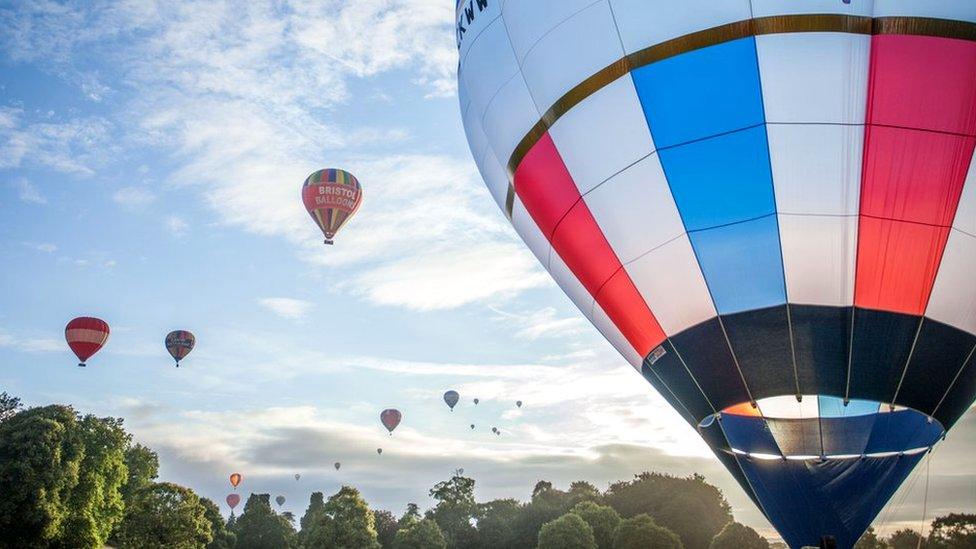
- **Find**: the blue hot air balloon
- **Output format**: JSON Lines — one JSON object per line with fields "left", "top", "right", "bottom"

{"left": 458, "top": 2, "right": 976, "bottom": 547}
{"left": 444, "top": 390, "right": 460, "bottom": 411}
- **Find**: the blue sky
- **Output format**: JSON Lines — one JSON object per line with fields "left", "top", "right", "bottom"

{"left": 1, "top": 1, "right": 974, "bottom": 541}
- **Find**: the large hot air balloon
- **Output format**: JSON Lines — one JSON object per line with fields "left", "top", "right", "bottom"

{"left": 229, "top": 473, "right": 242, "bottom": 489}
{"left": 302, "top": 168, "right": 363, "bottom": 245}
{"left": 380, "top": 408, "right": 402, "bottom": 435}
{"left": 275, "top": 495, "right": 286, "bottom": 508}
{"left": 65, "top": 317, "right": 109, "bottom": 367}
{"left": 444, "top": 390, "right": 460, "bottom": 411}
{"left": 458, "top": 2, "right": 976, "bottom": 548}
{"left": 226, "top": 494, "right": 241, "bottom": 511}
{"left": 164, "top": 330, "right": 195, "bottom": 367}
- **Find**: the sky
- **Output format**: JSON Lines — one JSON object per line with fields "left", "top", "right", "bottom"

{"left": 1, "top": 0, "right": 974, "bottom": 542}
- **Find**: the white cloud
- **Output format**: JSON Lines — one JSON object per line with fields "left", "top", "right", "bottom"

{"left": 113, "top": 186, "right": 156, "bottom": 207}
{"left": 257, "top": 297, "right": 312, "bottom": 320}
{"left": 12, "top": 178, "right": 46, "bottom": 204}
{"left": 491, "top": 307, "right": 589, "bottom": 340}
{"left": 25, "top": 242, "right": 58, "bottom": 253}
{"left": 166, "top": 215, "right": 189, "bottom": 237}
{"left": 0, "top": 107, "right": 111, "bottom": 175}
{"left": 0, "top": 329, "right": 63, "bottom": 353}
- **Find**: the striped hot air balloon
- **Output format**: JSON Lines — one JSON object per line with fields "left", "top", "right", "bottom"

{"left": 458, "top": 1, "right": 976, "bottom": 547}
{"left": 65, "top": 317, "right": 109, "bottom": 367}
{"left": 302, "top": 168, "right": 363, "bottom": 245}
{"left": 165, "top": 330, "right": 195, "bottom": 367}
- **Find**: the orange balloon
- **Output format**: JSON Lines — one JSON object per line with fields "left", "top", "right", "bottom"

{"left": 229, "top": 473, "right": 242, "bottom": 488}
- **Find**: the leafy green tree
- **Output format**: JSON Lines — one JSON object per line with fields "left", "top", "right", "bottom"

{"left": 115, "top": 481, "right": 213, "bottom": 548}
{"left": 709, "top": 522, "right": 768, "bottom": 549}
{"left": 0, "top": 392, "right": 20, "bottom": 422}
{"left": 572, "top": 501, "right": 621, "bottom": 549}
{"left": 122, "top": 443, "right": 159, "bottom": 502}
{"left": 476, "top": 498, "right": 523, "bottom": 549}
{"left": 613, "top": 514, "right": 682, "bottom": 549}
{"left": 567, "top": 481, "right": 603, "bottom": 506}
{"left": 538, "top": 513, "right": 597, "bottom": 549}
{"left": 428, "top": 473, "right": 479, "bottom": 548}
{"left": 854, "top": 527, "right": 885, "bottom": 549}
{"left": 201, "top": 497, "right": 236, "bottom": 549}
{"left": 303, "top": 486, "right": 380, "bottom": 548}
{"left": 928, "top": 513, "right": 976, "bottom": 548}
{"left": 373, "top": 510, "right": 399, "bottom": 548}
{"left": 887, "top": 528, "right": 924, "bottom": 549}
{"left": 393, "top": 518, "right": 447, "bottom": 549}
{"left": 605, "top": 473, "right": 730, "bottom": 549}
{"left": 398, "top": 503, "right": 421, "bottom": 529}
{"left": 234, "top": 493, "right": 295, "bottom": 549}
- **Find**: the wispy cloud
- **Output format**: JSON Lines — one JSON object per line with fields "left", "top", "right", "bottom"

{"left": 491, "top": 307, "right": 589, "bottom": 340}
{"left": 166, "top": 215, "right": 188, "bottom": 237}
{"left": 0, "top": 107, "right": 111, "bottom": 175}
{"left": 0, "top": 328, "right": 63, "bottom": 353}
{"left": 12, "top": 178, "right": 47, "bottom": 204}
{"left": 24, "top": 242, "right": 58, "bottom": 253}
{"left": 257, "top": 297, "right": 312, "bottom": 320}
{"left": 113, "top": 186, "right": 156, "bottom": 208}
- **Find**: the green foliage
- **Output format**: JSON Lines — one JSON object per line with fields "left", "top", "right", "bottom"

{"left": 571, "top": 501, "right": 621, "bottom": 549}
{"left": 709, "top": 521, "right": 768, "bottom": 549}
{"left": 853, "top": 526, "right": 885, "bottom": 549}
{"left": 567, "top": 481, "right": 603, "bottom": 506}
{"left": 115, "top": 481, "right": 212, "bottom": 548}
{"left": 201, "top": 497, "right": 236, "bottom": 549}
{"left": 613, "top": 514, "right": 682, "bottom": 549}
{"left": 538, "top": 512, "right": 597, "bottom": 549}
{"left": 303, "top": 486, "right": 380, "bottom": 549}
{"left": 928, "top": 513, "right": 976, "bottom": 548}
{"left": 373, "top": 510, "right": 399, "bottom": 548}
{"left": 0, "top": 392, "right": 20, "bottom": 422}
{"left": 428, "top": 474, "right": 479, "bottom": 548}
{"left": 398, "top": 503, "right": 421, "bottom": 529}
{"left": 234, "top": 493, "right": 296, "bottom": 549}
{"left": 605, "top": 473, "right": 730, "bottom": 549}
{"left": 887, "top": 528, "right": 924, "bottom": 549}
{"left": 476, "top": 498, "right": 523, "bottom": 549}
{"left": 122, "top": 443, "right": 159, "bottom": 503}
{"left": 392, "top": 518, "right": 447, "bottom": 549}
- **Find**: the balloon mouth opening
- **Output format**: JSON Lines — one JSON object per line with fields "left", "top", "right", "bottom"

{"left": 698, "top": 394, "right": 945, "bottom": 459}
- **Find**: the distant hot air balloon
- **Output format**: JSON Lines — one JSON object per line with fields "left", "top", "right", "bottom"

{"left": 377, "top": 448, "right": 383, "bottom": 455}
{"left": 302, "top": 168, "right": 363, "bottom": 245}
{"left": 516, "top": 401, "right": 522, "bottom": 408}
{"left": 275, "top": 495, "right": 285, "bottom": 508}
{"left": 164, "top": 330, "right": 195, "bottom": 367}
{"left": 458, "top": 3, "right": 976, "bottom": 546}
{"left": 444, "top": 390, "right": 460, "bottom": 411}
{"left": 226, "top": 494, "right": 241, "bottom": 511}
{"left": 470, "top": 424, "right": 475, "bottom": 430}
{"left": 491, "top": 427, "right": 497, "bottom": 434}
{"left": 334, "top": 462, "right": 341, "bottom": 471}
{"left": 65, "top": 317, "right": 109, "bottom": 367}
{"left": 229, "top": 473, "right": 242, "bottom": 489}
{"left": 294, "top": 473, "right": 301, "bottom": 481}
{"left": 380, "top": 408, "right": 401, "bottom": 435}
{"left": 473, "top": 398, "right": 479, "bottom": 405}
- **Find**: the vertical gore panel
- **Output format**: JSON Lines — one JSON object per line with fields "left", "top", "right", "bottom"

{"left": 644, "top": 342, "right": 713, "bottom": 422}
{"left": 896, "top": 319, "right": 976, "bottom": 415}
{"left": 848, "top": 308, "right": 920, "bottom": 403}
{"left": 512, "top": 134, "right": 581, "bottom": 238}
{"left": 594, "top": 268, "right": 666, "bottom": 357}
{"left": 722, "top": 305, "right": 796, "bottom": 401}
{"left": 551, "top": 202, "right": 623, "bottom": 296}
{"left": 790, "top": 305, "right": 851, "bottom": 398}
{"left": 934, "top": 350, "right": 976, "bottom": 430}
{"left": 669, "top": 318, "right": 751, "bottom": 412}
{"left": 631, "top": 37, "right": 765, "bottom": 148}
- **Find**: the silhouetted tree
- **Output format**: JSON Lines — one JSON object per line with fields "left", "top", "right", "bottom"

{"left": 709, "top": 521, "right": 768, "bottom": 549}
{"left": 613, "top": 514, "right": 682, "bottom": 549}
{"left": 928, "top": 513, "right": 976, "bottom": 548}
{"left": 477, "top": 499, "right": 523, "bottom": 549}
{"left": 428, "top": 473, "right": 479, "bottom": 548}
{"left": 115, "top": 482, "right": 212, "bottom": 548}
{"left": 234, "top": 493, "right": 295, "bottom": 549}
{"left": 393, "top": 518, "right": 447, "bottom": 549}
{"left": 571, "top": 501, "right": 621, "bottom": 549}
{"left": 374, "top": 509, "right": 399, "bottom": 548}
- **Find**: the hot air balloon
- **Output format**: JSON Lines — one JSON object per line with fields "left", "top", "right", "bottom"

{"left": 444, "top": 390, "right": 460, "bottom": 411}
{"left": 164, "top": 330, "right": 195, "bottom": 367}
{"left": 473, "top": 398, "right": 479, "bottom": 405}
{"left": 377, "top": 448, "right": 383, "bottom": 455}
{"left": 294, "top": 473, "right": 301, "bottom": 481}
{"left": 380, "top": 408, "right": 401, "bottom": 435}
{"left": 226, "top": 494, "right": 241, "bottom": 511}
{"left": 302, "top": 168, "right": 363, "bottom": 245}
{"left": 229, "top": 473, "right": 242, "bottom": 489}
{"left": 458, "top": 3, "right": 976, "bottom": 547}
{"left": 491, "top": 427, "right": 497, "bottom": 434}
{"left": 334, "top": 462, "right": 341, "bottom": 471}
{"left": 516, "top": 400, "right": 522, "bottom": 408}
{"left": 470, "top": 424, "right": 475, "bottom": 430}
{"left": 65, "top": 317, "right": 109, "bottom": 367}
{"left": 275, "top": 495, "right": 285, "bottom": 508}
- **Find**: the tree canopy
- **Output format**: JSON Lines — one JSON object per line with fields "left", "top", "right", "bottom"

{"left": 115, "top": 481, "right": 213, "bottom": 548}
{"left": 538, "top": 512, "right": 597, "bottom": 549}
{"left": 393, "top": 518, "right": 447, "bottom": 549}
{"left": 571, "top": 501, "right": 621, "bottom": 549}
{"left": 709, "top": 521, "right": 768, "bottom": 549}
{"left": 613, "top": 514, "right": 683, "bottom": 549}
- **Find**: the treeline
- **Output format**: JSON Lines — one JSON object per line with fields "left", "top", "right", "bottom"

{"left": 2, "top": 393, "right": 974, "bottom": 549}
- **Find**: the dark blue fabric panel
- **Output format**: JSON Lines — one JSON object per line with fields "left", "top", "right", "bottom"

{"left": 669, "top": 318, "right": 750, "bottom": 413}
{"left": 639, "top": 345, "right": 703, "bottom": 426}
{"left": 720, "top": 413, "right": 782, "bottom": 455}
{"left": 656, "top": 126, "right": 777, "bottom": 231}
{"left": 819, "top": 415, "right": 876, "bottom": 456}
{"left": 790, "top": 305, "right": 851, "bottom": 398}
{"left": 711, "top": 448, "right": 765, "bottom": 515}
{"left": 896, "top": 318, "right": 976, "bottom": 416}
{"left": 631, "top": 37, "right": 765, "bottom": 148}
{"left": 863, "top": 411, "right": 944, "bottom": 454}
{"left": 722, "top": 305, "right": 795, "bottom": 401}
{"left": 644, "top": 340, "right": 714, "bottom": 423}
{"left": 739, "top": 454, "right": 923, "bottom": 549}
{"left": 849, "top": 308, "right": 920, "bottom": 404}
{"left": 935, "top": 350, "right": 976, "bottom": 429}
{"left": 766, "top": 417, "right": 822, "bottom": 457}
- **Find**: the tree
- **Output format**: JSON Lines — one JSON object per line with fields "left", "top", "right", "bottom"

{"left": 115, "top": 482, "right": 213, "bottom": 548}
{"left": 928, "top": 513, "right": 976, "bottom": 548}
{"left": 234, "top": 493, "right": 295, "bottom": 549}
{"left": 373, "top": 510, "right": 399, "bottom": 548}
{"left": 393, "top": 518, "right": 447, "bottom": 549}
{"left": 567, "top": 481, "right": 603, "bottom": 506}
{"left": 121, "top": 443, "right": 159, "bottom": 503}
{"left": 887, "top": 528, "right": 924, "bottom": 549}
{"left": 538, "top": 513, "right": 597, "bottom": 549}
{"left": 0, "top": 392, "right": 20, "bottom": 422}
{"left": 605, "top": 473, "right": 730, "bottom": 549}
{"left": 398, "top": 503, "right": 421, "bottom": 529}
{"left": 572, "top": 501, "right": 621, "bottom": 549}
{"left": 709, "top": 522, "right": 768, "bottom": 549}
{"left": 477, "top": 499, "right": 523, "bottom": 549}
{"left": 428, "top": 473, "right": 479, "bottom": 548}
{"left": 201, "top": 497, "right": 236, "bottom": 549}
{"left": 613, "top": 514, "right": 682, "bottom": 549}
{"left": 854, "top": 527, "right": 885, "bottom": 549}
{"left": 303, "top": 486, "right": 380, "bottom": 549}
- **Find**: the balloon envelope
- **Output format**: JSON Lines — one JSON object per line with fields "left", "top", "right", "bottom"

{"left": 444, "top": 390, "right": 460, "bottom": 410}
{"left": 164, "top": 330, "right": 195, "bottom": 366}
{"left": 65, "top": 317, "right": 109, "bottom": 366}
{"left": 470, "top": 424, "right": 475, "bottom": 430}
{"left": 380, "top": 409, "right": 402, "bottom": 434}
{"left": 458, "top": 5, "right": 976, "bottom": 546}
{"left": 473, "top": 398, "right": 479, "bottom": 405}
{"left": 334, "top": 462, "right": 341, "bottom": 470}
{"left": 294, "top": 473, "right": 301, "bottom": 481}
{"left": 302, "top": 168, "right": 363, "bottom": 244}
{"left": 516, "top": 400, "right": 522, "bottom": 408}
{"left": 275, "top": 495, "right": 285, "bottom": 507}
{"left": 377, "top": 448, "right": 382, "bottom": 455}
{"left": 226, "top": 494, "right": 241, "bottom": 510}
{"left": 229, "top": 473, "right": 242, "bottom": 488}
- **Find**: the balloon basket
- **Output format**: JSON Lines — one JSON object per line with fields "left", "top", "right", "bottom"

{"left": 323, "top": 239, "right": 334, "bottom": 245}
{"left": 78, "top": 362, "right": 86, "bottom": 368}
